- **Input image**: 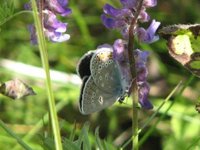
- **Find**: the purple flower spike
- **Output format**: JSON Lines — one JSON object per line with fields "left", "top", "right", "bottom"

{"left": 138, "top": 82, "right": 153, "bottom": 109}
{"left": 134, "top": 49, "right": 153, "bottom": 109}
{"left": 47, "top": 0, "right": 72, "bottom": 16}
{"left": 25, "top": 0, "right": 71, "bottom": 44}
{"left": 137, "top": 19, "right": 160, "bottom": 43}
{"left": 102, "top": 0, "right": 159, "bottom": 41}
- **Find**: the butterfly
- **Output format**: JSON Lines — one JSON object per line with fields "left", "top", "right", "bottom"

{"left": 159, "top": 24, "right": 200, "bottom": 78}
{"left": 76, "top": 46, "right": 130, "bottom": 114}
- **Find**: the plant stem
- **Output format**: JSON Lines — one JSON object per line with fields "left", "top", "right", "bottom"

{"left": 31, "top": 0, "right": 63, "bottom": 150}
{"left": 127, "top": 0, "right": 144, "bottom": 149}
{"left": 139, "top": 76, "right": 194, "bottom": 146}
{"left": 0, "top": 119, "right": 32, "bottom": 150}
{"left": 0, "top": 10, "right": 31, "bottom": 26}
{"left": 121, "top": 81, "right": 183, "bottom": 149}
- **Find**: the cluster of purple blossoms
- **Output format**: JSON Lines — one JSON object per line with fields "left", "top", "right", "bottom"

{"left": 101, "top": 0, "right": 160, "bottom": 43}
{"left": 101, "top": 0, "right": 160, "bottom": 109}
{"left": 25, "top": 0, "right": 72, "bottom": 44}
{"left": 134, "top": 49, "right": 153, "bottom": 109}
{"left": 113, "top": 39, "right": 152, "bottom": 109}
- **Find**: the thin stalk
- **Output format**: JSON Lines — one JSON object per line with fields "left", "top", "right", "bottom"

{"left": 186, "top": 136, "right": 200, "bottom": 150}
{"left": 127, "top": 0, "right": 144, "bottom": 149}
{"left": 138, "top": 81, "right": 182, "bottom": 135}
{"left": 139, "top": 76, "right": 194, "bottom": 146}
{"left": 13, "top": 99, "right": 69, "bottom": 150}
{"left": 0, "top": 119, "right": 32, "bottom": 150}
{"left": 31, "top": 0, "right": 63, "bottom": 150}
{"left": 121, "top": 80, "right": 182, "bottom": 149}
{"left": 0, "top": 10, "right": 31, "bottom": 26}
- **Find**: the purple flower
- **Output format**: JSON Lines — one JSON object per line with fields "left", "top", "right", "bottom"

{"left": 120, "top": 0, "right": 137, "bottom": 8}
{"left": 25, "top": 0, "right": 71, "bottom": 44}
{"left": 43, "top": 10, "right": 70, "bottom": 42}
{"left": 101, "top": 0, "right": 159, "bottom": 41}
{"left": 113, "top": 39, "right": 128, "bottom": 62}
{"left": 28, "top": 25, "right": 37, "bottom": 45}
{"left": 46, "top": 0, "right": 72, "bottom": 16}
{"left": 103, "top": 4, "right": 132, "bottom": 19}
{"left": 138, "top": 82, "right": 153, "bottom": 109}
{"left": 138, "top": 8, "right": 150, "bottom": 22}
{"left": 137, "top": 19, "right": 160, "bottom": 43}
{"left": 101, "top": 3, "right": 132, "bottom": 32}
{"left": 113, "top": 42, "right": 153, "bottom": 109}
{"left": 101, "top": 14, "right": 125, "bottom": 29}
{"left": 134, "top": 49, "right": 153, "bottom": 109}
{"left": 113, "top": 39, "right": 132, "bottom": 91}
{"left": 101, "top": 0, "right": 157, "bottom": 109}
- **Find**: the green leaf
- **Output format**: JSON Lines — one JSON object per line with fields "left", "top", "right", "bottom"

{"left": 69, "top": 123, "right": 77, "bottom": 141}
{"left": 95, "top": 127, "right": 105, "bottom": 150}
{"left": 76, "top": 122, "right": 91, "bottom": 150}
{"left": 82, "top": 123, "right": 91, "bottom": 150}
{"left": 63, "top": 139, "right": 79, "bottom": 150}
{"left": 41, "top": 136, "right": 55, "bottom": 150}
{"left": 95, "top": 127, "right": 117, "bottom": 150}
{"left": 0, "top": 0, "right": 14, "bottom": 25}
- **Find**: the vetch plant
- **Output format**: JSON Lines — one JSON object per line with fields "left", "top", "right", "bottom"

{"left": 77, "top": 0, "right": 160, "bottom": 149}
{"left": 23, "top": 0, "right": 72, "bottom": 149}
{"left": 101, "top": 0, "right": 160, "bottom": 149}
{"left": 77, "top": 0, "right": 160, "bottom": 112}
{"left": 25, "top": 0, "right": 72, "bottom": 44}
{"left": 0, "top": 0, "right": 200, "bottom": 150}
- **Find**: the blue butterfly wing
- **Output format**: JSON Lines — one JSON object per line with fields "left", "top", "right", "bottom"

{"left": 79, "top": 76, "right": 120, "bottom": 114}
{"left": 78, "top": 47, "right": 129, "bottom": 114}
{"left": 90, "top": 48, "right": 123, "bottom": 95}
{"left": 76, "top": 51, "right": 94, "bottom": 79}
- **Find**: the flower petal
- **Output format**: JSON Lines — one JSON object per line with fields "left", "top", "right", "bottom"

{"left": 137, "top": 20, "right": 160, "bottom": 43}
{"left": 103, "top": 4, "right": 131, "bottom": 18}
{"left": 138, "top": 82, "right": 153, "bottom": 109}
{"left": 144, "top": 0, "right": 157, "bottom": 7}
{"left": 28, "top": 25, "right": 37, "bottom": 45}
{"left": 120, "top": 0, "right": 137, "bottom": 8}
{"left": 43, "top": 10, "right": 67, "bottom": 32}
{"left": 101, "top": 14, "right": 125, "bottom": 29}
{"left": 47, "top": 0, "right": 72, "bottom": 16}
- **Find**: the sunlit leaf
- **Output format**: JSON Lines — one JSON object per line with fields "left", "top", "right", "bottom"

{"left": 159, "top": 24, "right": 200, "bottom": 78}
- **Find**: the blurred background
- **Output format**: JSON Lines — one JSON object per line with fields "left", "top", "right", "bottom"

{"left": 0, "top": 0, "right": 200, "bottom": 149}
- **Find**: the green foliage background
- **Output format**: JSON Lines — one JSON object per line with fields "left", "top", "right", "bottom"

{"left": 0, "top": 0, "right": 200, "bottom": 149}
